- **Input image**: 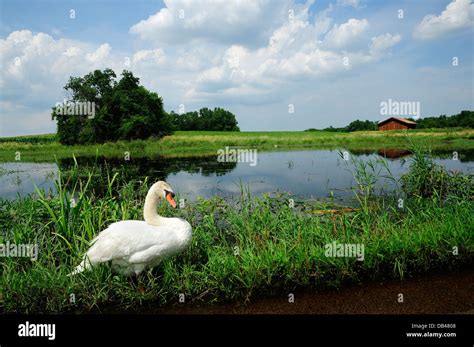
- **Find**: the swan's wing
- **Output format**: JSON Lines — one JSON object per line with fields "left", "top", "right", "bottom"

{"left": 126, "top": 218, "right": 192, "bottom": 264}
{"left": 127, "top": 245, "right": 166, "bottom": 264}
{"left": 86, "top": 221, "right": 170, "bottom": 263}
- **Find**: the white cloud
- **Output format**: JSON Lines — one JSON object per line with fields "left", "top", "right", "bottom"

{"left": 313, "top": 6, "right": 334, "bottom": 37}
{"left": 324, "top": 18, "right": 369, "bottom": 48}
{"left": 129, "top": 2, "right": 401, "bottom": 107}
{"left": 337, "top": 0, "right": 361, "bottom": 8}
{"left": 414, "top": 0, "right": 474, "bottom": 40}
{"left": 63, "top": 46, "right": 81, "bottom": 57}
{"left": 129, "top": 0, "right": 290, "bottom": 47}
{"left": 86, "top": 43, "right": 111, "bottom": 63}
{"left": 370, "top": 33, "right": 401, "bottom": 55}
{"left": 0, "top": 30, "right": 118, "bottom": 93}
{"left": 132, "top": 48, "right": 166, "bottom": 65}
{"left": 184, "top": 10, "right": 399, "bottom": 102}
{"left": 0, "top": 30, "right": 124, "bottom": 136}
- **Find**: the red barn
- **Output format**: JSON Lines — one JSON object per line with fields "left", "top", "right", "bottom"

{"left": 378, "top": 117, "right": 416, "bottom": 131}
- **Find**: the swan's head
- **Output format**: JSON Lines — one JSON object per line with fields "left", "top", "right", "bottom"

{"left": 152, "top": 181, "right": 177, "bottom": 208}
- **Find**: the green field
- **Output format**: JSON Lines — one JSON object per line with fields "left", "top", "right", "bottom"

{"left": 0, "top": 129, "right": 473, "bottom": 162}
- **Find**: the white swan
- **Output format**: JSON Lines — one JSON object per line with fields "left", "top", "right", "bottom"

{"left": 70, "top": 181, "right": 192, "bottom": 276}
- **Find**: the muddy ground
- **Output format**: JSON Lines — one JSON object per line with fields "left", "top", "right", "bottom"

{"left": 145, "top": 269, "right": 474, "bottom": 314}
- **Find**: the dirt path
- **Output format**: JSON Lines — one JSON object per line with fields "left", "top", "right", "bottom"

{"left": 144, "top": 269, "right": 473, "bottom": 314}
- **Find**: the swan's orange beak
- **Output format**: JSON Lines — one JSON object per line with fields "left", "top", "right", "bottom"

{"left": 166, "top": 192, "right": 177, "bottom": 208}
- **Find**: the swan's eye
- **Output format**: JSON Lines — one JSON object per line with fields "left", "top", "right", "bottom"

{"left": 164, "top": 190, "right": 175, "bottom": 198}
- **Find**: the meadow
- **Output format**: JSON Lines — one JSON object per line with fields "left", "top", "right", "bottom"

{"left": 0, "top": 148, "right": 472, "bottom": 313}
{"left": 0, "top": 129, "right": 473, "bottom": 161}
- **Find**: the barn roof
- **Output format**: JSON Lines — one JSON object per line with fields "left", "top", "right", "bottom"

{"left": 378, "top": 117, "right": 417, "bottom": 125}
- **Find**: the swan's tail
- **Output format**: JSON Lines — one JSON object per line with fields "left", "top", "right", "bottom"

{"left": 68, "top": 256, "right": 92, "bottom": 276}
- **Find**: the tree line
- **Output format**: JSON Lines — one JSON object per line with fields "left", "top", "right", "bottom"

{"left": 305, "top": 111, "right": 474, "bottom": 132}
{"left": 52, "top": 69, "right": 239, "bottom": 145}
{"left": 169, "top": 108, "right": 239, "bottom": 131}
{"left": 414, "top": 110, "right": 473, "bottom": 129}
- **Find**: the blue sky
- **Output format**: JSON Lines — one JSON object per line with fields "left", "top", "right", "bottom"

{"left": 0, "top": 0, "right": 473, "bottom": 136}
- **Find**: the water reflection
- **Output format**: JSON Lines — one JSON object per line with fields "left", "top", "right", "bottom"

{"left": 0, "top": 162, "right": 58, "bottom": 199}
{"left": 349, "top": 148, "right": 474, "bottom": 162}
{"left": 0, "top": 149, "right": 472, "bottom": 200}
{"left": 54, "top": 155, "right": 237, "bottom": 197}
{"left": 377, "top": 148, "right": 412, "bottom": 159}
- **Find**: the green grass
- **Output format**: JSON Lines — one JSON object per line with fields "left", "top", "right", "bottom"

{"left": 0, "top": 151, "right": 472, "bottom": 313}
{"left": 0, "top": 129, "right": 473, "bottom": 162}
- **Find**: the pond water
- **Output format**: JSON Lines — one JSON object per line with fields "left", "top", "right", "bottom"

{"left": 0, "top": 149, "right": 472, "bottom": 201}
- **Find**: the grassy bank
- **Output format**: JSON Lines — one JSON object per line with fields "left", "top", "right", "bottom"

{"left": 0, "top": 151, "right": 472, "bottom": 313}
{"left": 0, "top": 129, "right": 473, "bottom": 162}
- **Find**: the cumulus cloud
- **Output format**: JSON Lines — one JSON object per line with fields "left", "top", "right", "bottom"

{"left": 324, "top": 18, "right": 369, "bottom": 48}
{"left": 0, "top": 30, "right": 119, "bottom": 97}
{"left": 132, "top": 48, "right": 166, "bottom": 67}
{"left": 129, "top": 0, "right": 290, "bottom": 47}
{"left": 184, "top": 9, "right": 399, "bottom": 102}
{"left": 414, "top": 0, "right": 474, "bottom": 40}
{"left": 369, "top": 33, "right": 401, "bottom": 55}
{"left": 0, "top": 30, "right": 125, "bottom": 136}
{"left": 86, "top": 43, "right": 111, "bottom": 63}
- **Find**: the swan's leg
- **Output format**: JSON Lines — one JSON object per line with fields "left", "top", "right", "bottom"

{"left": 133, "top": 263, "right": 146, "bottom": 275}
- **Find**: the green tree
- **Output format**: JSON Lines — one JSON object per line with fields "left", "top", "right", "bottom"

{"left": 52, "top": 69, "right": 171, "bottom": 144}
{"left": 171, "top": 107, "right": 240, "bottom": 131}
{"left": 346, "top": 120, "right": 377, "bottom": 132}
{"left": 416, "top": 111, "right": 474, "bottom": 129}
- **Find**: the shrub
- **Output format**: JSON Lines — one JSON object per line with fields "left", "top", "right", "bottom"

{"left": 401, "top": 149, "right": 473, "bottom": 201}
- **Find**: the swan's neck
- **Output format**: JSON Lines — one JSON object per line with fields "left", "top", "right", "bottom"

{"left": 143, "top": 190, "right": 164, "bottom": 226}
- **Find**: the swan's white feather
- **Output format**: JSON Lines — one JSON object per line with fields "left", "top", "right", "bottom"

{"left": 90, "top": 220, "right": 190, "bottom": 262}
{"left": 70, "top": 181, "right": 193, "bottom": 276}
{"left": 75, "top": 219, "right": 192, "bottom": 276}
